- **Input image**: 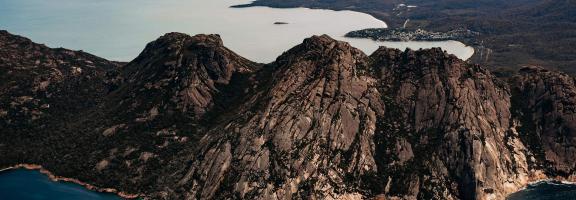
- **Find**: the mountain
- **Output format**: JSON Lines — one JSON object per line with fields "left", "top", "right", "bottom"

{"left": 1, "top": 30, "right": 575, "bottom": 200}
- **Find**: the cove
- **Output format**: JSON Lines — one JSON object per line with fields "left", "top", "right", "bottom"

{"left": 0, "top": 169, "right": 121, "bottom": 200}
{"left": 0, "top": 0, "right": 473, "bottom": 63}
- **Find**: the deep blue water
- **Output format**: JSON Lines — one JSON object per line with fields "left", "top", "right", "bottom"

{"left": 0, "top": 169, "right": 121, "bottom": 200}
{"left": 507, "top": 180, "right": 576, "bottom": 200}
{"left": 1, "top": 169, "right": 575, "bottom": 199}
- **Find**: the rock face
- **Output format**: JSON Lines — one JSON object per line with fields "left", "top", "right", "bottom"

{"left": 1, "top": 30, "right": 576, "bottom": 200}
{"left": 118, "top": 33, "right": 256, "bottom": 120}
{"left": 175, "top": 35, "right": 384, "bottom": 199}
{"left": 510, "top": 67, "right": 576, "bottom": 177}
{"left": 368, "top": 47, "right": 530, "bottom": 200}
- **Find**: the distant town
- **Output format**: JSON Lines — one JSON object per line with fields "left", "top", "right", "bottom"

{"left": 345, "top": 28, "right": 479, "bottom": 43}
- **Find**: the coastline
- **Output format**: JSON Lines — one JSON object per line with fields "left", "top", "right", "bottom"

{"left": 3, "top": 164, "right": 574, "bottom": 199}
{"left": 0, "top": 164, "right": 141, "bottom": 199}
{"left": 512, "top": 171, "right": 576, "bottom": 193}
{"left": 526, "top": 176, "right": 576, "bottom": 188}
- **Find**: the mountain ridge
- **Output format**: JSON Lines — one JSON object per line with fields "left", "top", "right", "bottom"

{"left": 1, "top": 30, "right": 575, "bottom": 200}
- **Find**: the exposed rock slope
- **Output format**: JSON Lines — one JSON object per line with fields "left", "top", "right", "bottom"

{"left": 1, "top": 30, "right": 575, "bottom": 200}
{"left": 175, "top": 35, "right": 384, "bottom": 199}
{"left": 510, "top": 67, "right": 576, "bottom": 178}
{"left": 368, "top": 47, "right": 529, "bottom": 200}
{"left": 117, "top": 33, "right": 256, "bottom": 121}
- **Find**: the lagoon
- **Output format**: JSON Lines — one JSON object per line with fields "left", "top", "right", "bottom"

{"left": 0, "top": 0, "right": 473, "bottom": 63}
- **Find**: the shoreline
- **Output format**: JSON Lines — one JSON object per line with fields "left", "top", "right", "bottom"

{"left": 3, "top": 164, "right": 574, "bottom": 199}
{"left": 512, "top": 171, "right": 576, "bottom": 193}
{"left": 523, "top": 175, "right": 576, "bottom": 189}
{"left": 0, "top": 164, "right": 141, "bottom": 199}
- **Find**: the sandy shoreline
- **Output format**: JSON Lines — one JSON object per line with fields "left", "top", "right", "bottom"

{"left": 0, "top": 164, "right": 141, "bottom": 199}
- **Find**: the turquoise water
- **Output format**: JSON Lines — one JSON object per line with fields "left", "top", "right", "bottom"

{"left": 507, "top": 181, "right": 576, "bottom": 200}
{"left": 0, "top": 169, "right": 121, "bottom": 200}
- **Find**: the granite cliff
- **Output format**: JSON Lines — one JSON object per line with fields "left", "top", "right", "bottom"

{"left": 1, "top": 30, "right": 575, "bottom": 199}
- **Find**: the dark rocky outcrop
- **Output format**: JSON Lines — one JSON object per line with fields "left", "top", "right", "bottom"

{"left": 1, "top": 31, "right": 575, "bottom": 200}
{"left": 0, "top": 30, "right": 120, "bottom": 131}
{"left": 117, "top": 33, "right": 257, "bottom": 120}
{"left": 0, "top": 31, "right": 260, "bottom": 197}
{"left": 510, "top": 66, "right": 576, "bottom": 178}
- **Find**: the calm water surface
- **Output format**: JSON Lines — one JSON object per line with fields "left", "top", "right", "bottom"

{"left": 507, "top": 181, "right": 576, "bottom": 200}
{"left": 0, "top": 0, "right": 473, "bottom": 62}
{"left": 0, "top": 169, "right": 121, "bottom": 200}
{"left": 1, "top": 169, "right": 575, "bottom": 200}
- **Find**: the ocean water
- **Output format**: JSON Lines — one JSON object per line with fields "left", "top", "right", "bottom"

{"left": 507, "top": 180, "right": 576, "bottom": 200}
{"left": 0, "top": 0, "right": 473, "bottom": 62}
{"left": 1, "top": 169, "right": 574, "bottom": 200}
{"left": 0, "top": 169, "right": 121, "bottom": 200}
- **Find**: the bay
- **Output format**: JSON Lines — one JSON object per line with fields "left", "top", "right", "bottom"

{"left": 0, "top": 0, "right": 473, "bottom": 62}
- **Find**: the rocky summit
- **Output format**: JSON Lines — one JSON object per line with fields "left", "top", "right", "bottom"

{"left": 1, "top": 30, "right": 575, "bottom": 200}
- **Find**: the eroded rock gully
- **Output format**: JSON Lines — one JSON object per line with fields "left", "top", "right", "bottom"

{"left": 1, "top": 30, "right": 575, "bottom": 200}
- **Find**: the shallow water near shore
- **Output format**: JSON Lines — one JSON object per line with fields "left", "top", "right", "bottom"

{"left": 0, "top": 0, "right": 473, "bottom": 62}
{"left": 0, "top": 169, "right": 121, "bottom": 200}
{"left": 506, "top": 180, "right": 576, "bottom": 200}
